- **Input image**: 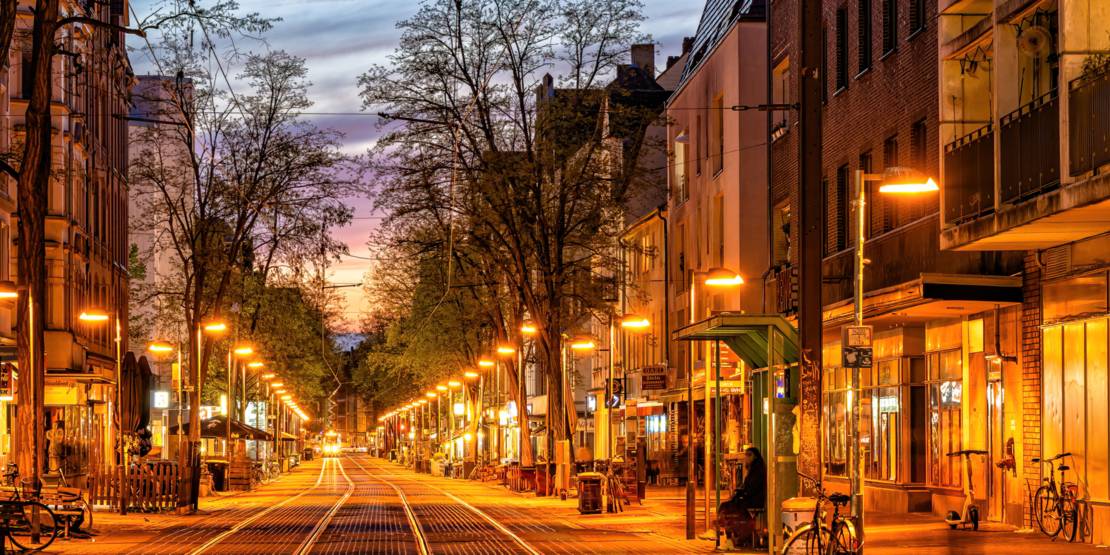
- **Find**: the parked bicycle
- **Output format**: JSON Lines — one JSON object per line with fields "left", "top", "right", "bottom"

{"left": 1032, "top": 451, "right": 1079, "bottom": 542}
{"left": 0, "top": 465, "right": 60, "bottom": 552}
{"left": 782, "top": 472, "right": 860, "bottom": 555}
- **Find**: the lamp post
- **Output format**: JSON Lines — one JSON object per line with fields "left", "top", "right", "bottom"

{"left": 616, "top": 314, "right": 651, "bottom": 463}
{"left": 848, "top": 168, "right": 937, "bottom": 544}
{"left": 682, "top": 267, "right": 743, "bottom": 539}
{"left": 564, "top": 335, "right": 594, "bottom": 496}
{"left": 519, "top": 321, "right": 537, "bottom": 469}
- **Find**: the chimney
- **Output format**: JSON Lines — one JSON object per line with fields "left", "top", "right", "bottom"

{"left": 682, "top": 36, "right": 695, "bottom": 55}
{"left": 630, "top": 44, "right": 655, "bottom": 78}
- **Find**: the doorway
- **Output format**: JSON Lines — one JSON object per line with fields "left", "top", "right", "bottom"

{"left": 986, "top": 378, "right": 1004, "bottom": 521}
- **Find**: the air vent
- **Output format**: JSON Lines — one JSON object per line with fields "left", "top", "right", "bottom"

{"left": 1041, "top": 245, "right": 1070, "bottom": 280}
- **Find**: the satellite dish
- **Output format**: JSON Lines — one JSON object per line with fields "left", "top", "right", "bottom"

{"left": 1018, "top": 26, "right": 1052, "bottom": 57}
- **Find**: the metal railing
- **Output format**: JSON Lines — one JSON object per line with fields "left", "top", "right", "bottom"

{"left": 1000, "top": 89, "right": 1060, "bottom": 204}
{"left": 1069, "top": 66, "right": 1110, "bottom": 176}
{"left": 943, "top": 124, "right": 995, "bottom": 226}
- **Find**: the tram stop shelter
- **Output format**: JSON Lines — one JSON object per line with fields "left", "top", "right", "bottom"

{"left": 674, "top": 313, "right": 801, "bottom": 553}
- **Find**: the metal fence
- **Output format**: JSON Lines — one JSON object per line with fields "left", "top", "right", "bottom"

{"left": 1069, "top": 66, "right": 1110, "bottom": 176}
{"left": 943, "top": 124, "right": 995, "bottom": 226}
{"left": 1000, "top": 89, "right": 1060, "bottom": 204}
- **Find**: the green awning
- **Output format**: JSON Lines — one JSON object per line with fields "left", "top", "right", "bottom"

{"left": 672, "top": 313, "right": 800, "bottom": 368}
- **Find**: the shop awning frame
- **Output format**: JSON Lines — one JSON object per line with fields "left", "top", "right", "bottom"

{"left": 672, "top": 313, "right": 800, "bottom": 369}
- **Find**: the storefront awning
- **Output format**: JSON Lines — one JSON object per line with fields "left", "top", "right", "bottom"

{"left": 673, "top": 313, "right": 799, "bottom": 369}
{"left": 822, "top": 273, "right": 1022, "bottom": 328}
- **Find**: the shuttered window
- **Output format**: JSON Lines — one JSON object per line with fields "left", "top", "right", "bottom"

{"left": 909, "top": 0, "right": 925, "bottom": 35}
{"left": 882, "top": 0, "right": 896, "bottom": 53}
{"left": 836, "top": 7, "right": 848, "bottom": 90}
{"left": 858, "top": 0, "right": 872, "bottom": 74}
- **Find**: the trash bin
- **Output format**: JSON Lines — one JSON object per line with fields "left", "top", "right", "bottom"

{"left": 577, "top": 472, "right": 603, "bottom": 514}
{"left": 781, "top": 496, "right": 817, "bottom": 537}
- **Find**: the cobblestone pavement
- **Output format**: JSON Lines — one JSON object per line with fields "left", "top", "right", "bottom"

{"left": 43, "top": 454, "right": 1107, "bottom": 554}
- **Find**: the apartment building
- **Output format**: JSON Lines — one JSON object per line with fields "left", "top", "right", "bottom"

{"left": 4, "top": 0, "right": 133, "bottom": 481}
{"left": 771, "top": 0, "right": 1028, "bottom": 521}
{"left": 937, "top": 0, "right": 1110, "bottom": 541}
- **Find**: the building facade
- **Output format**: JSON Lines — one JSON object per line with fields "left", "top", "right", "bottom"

{"left": 4, "top": 0, "right": 132, "bottom": 481}
{"left": 665, "top": 0, "right": 769, "bottom": 525}
{"left": 937, "top": 0, "right": 1110, "bottom": 541}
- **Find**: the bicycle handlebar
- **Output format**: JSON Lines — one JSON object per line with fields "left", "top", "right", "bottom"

{"left": 946, "top": 449, "right": 988, "bottom": 457}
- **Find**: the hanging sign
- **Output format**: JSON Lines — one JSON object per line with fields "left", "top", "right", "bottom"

{"left": 640, "top": 366, "right": 667, "bottom": 391}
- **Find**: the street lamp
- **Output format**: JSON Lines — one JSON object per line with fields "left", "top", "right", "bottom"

{"left": 520, "top": 321, "right": 538, "bottom": 336}
{"left": 685, "top": 266, "right": 743, "bottom": 539}
{"left": 0, "top": 280, "right": 17, "bottom": 300}
{"left": 846, "top": 166, "right": 937, "bottom": 540}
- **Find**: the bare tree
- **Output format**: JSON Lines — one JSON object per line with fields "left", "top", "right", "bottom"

{"left": 129, "top": 3, "right": 360, "bottom": 505}
{"left": 360, "top": 0, "right": 652, "bottom": 479}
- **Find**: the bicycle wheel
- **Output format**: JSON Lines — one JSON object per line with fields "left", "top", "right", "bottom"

{"left": 8, "top": 502, "right": 59, "bottom": 552}
{"left": 1059, "top": 494, "right": 1079, "bottom": 542}
{"left": 1034, "top": 485, "right": 1062, "bottom": 537}
{"left": 783, "top": 525, "right": 831, "bottom": 555}
{"left": 830, "top": 519, "right": 859, "bottom": 554}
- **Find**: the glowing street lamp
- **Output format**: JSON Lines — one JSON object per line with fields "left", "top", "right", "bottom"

{"left": 78, "top": 309, "right": 110, "bottom": 322}
{"left": 233, "top": 344, "right": 254, "bottom": 357}
{"left": 496, "top": 345, "right": 516, "bottom": 356}
{"left": 520, "top": 321, "right": 538, "bottom": 336}
{"left": 448, "top": 380, "right": 462, "bottom": 389}
{"left": 435, "top": 384, "right": 448, "bottom": 392}
{"left": 0, "top": 281, "right": 17, "bottom": 300}
{"left": 570, "top": 336, "right": 596, "bottom": 351}
{"left": 464, "top": 370, "right": 480, "bottom": 379}
{"left": 704, "top": 267, "right": 744, "bottom": 287}
{"left": 620, "top": 314, "right": 651, "bottom": 330}
{"left": 261, "top": 373, "right": 277, "bottom": 380}
{"left": 247, "top": 361, "right": 265, "bottom": 369}
{"left": 477, "top": 359, "right": 495, "bottom": 368}
{"left": 147, "top": 341, "right": 175, "bottom": 354}
{"left": 202, "top": 320, "right": 228, "bottom": 334}
{"left": 876, "top": 166, "right": 939, "bottom": 194}
{"left": 425, "top": 392, "right": 437, "bottom": 398}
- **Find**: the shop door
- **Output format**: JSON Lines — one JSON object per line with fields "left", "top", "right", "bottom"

{"left": 749, "top": 369, "right": 767, "bottom": 458}
{"left": 987, "top": 379, "right": 1004, "bottom": 521}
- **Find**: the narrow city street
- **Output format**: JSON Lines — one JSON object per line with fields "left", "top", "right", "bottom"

{"left": 44, "top": 453, "right": 1105, "bottom": 554}
{"left": 63, "top": 455, "right": 710, "bottom": 554}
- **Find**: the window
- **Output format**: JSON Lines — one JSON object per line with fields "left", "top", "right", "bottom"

{"left": 858, "top": 0, "right": 872, "bottom": 74}
{"left": 711, "top": 95, "right": 724, "bottom": 174}
{"left": 822, "top": 28, "right": 829, "bottom": 102}
{"left": 712, "top": 195, "right": 724, "bottom": 266}
{"left": 860, "top": 150, "right": 877, "bottom": 236}
{"left": 882, "top": 135, "right": 898, "bottom": 230}
{"left": 835, "top": 7, "right": 849, "bottom": 90}
{"left": 927, "top": 348, "right": 962, "bottom": 488}
{"left": 695, "top": 115, "right": 702, "bottom": 175}
{"left": 909, "top": 0, "right": 925, "bottom": 35}
{"left": 863, "top": 358, "right": 900, "bottom": 481}
{"left": 882, "top": 0, "right": 897, "bottom": 53}
{"left": 20, "top": 51, "right": 32, "bottom": 100}
{"left": 673, "top": 135, "right": 688, "bottom": 203}
{"left": 772, "top": 201, "right": 791, "bottom": 265}
{"left": 838, "top": 164, "right": 851, "bottom": 250}
{"left": 772, "top": 58, "right": 791, "bottom": 136}
{"left": 909, "top": 119, "right": 933, "bottom": 218}
{"left": 823, "top": 365, "right": 849, "bottom": 476}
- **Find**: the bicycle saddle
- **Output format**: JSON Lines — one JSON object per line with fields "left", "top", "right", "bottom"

{"left": 828, "top": 493, "right": 851, "bottom": 505}
{"left": 1031, "top": 457, "right": 1041, "bottom": 463}
{"left": 1058, "top": 465, "right": 1070, "bottom": 471}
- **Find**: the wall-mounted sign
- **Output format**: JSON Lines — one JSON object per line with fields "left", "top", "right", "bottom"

{"left": 842, "top": 325, "right": 873, "bottom": 368}
{"left": 153, "top": 391, "right": 170, "bottom": 409}
{"left": 640, "top": 366, "right": 667, "bottom": 391}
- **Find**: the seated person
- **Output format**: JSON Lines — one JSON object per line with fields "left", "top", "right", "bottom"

{"left": 718, "top": 447, "right": 766, "bottom": 547}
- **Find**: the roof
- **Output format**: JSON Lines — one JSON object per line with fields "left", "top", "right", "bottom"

{"left": 673, "top": 313, "right": 799, "bottom": 369}
{"left": 676, "top": 0, "right": 766, "bottom": 91}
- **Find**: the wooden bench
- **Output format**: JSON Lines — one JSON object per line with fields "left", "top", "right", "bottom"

{"left": 40, "top": 488, "right": 87, "bottom": 538}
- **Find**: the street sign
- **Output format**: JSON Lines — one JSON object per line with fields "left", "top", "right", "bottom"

{"left": 842, "top": 325, "right": 873, "bottom": 368}
{"left": 641, "top": 366, "right": 666, "bottom": 391}
{"left": 606, "top": 378, "right": 623, "bottom": 407}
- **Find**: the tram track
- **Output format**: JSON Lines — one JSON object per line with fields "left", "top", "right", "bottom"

{"left": 344, "top": 454, "right": 540, "bottom": 555}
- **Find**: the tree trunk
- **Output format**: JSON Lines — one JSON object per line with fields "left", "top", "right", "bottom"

{"left": 15, "top": 0, "right": 58, "bottom": 494}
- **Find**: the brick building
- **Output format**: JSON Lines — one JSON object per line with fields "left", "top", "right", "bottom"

{"left": 771, "top": 0, "right": 1025, "bottom": 521}
{"left": 937, "top": 0, "right": 1110, "bottom": 542}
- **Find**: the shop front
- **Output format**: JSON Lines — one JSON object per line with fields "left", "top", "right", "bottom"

{"left": 1039, "top": 269, "right": 1110, "bottom": 543}
{"left": 821, "top": 273, "right": 1023, "bottom": 521}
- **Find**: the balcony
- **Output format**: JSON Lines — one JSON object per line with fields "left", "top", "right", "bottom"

{"left": 1069, "top": 67, "right": 1110, "bottom": 176}
{"left": 941, "top": 80, "right": 1110, "bottom": 251}
{"left": 1000, "top": 89, "right": 1060, "bottom": 204}
{"left": 943, "top": 125, "right": 994, "bottom": 226}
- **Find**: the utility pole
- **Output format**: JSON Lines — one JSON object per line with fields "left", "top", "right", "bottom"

{"left": 798, "top": 0, "right": 826, "bottom": 492}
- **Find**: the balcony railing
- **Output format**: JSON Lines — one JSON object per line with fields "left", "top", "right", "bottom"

{"left": 943, "top": 124, "right": 995, "bottom": 226}
{"left": 1000, "top": 89, "right": 1060, "bottom": 204}
{"left": 1069, "top": 66, "right": 1110, "bottom": 176}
